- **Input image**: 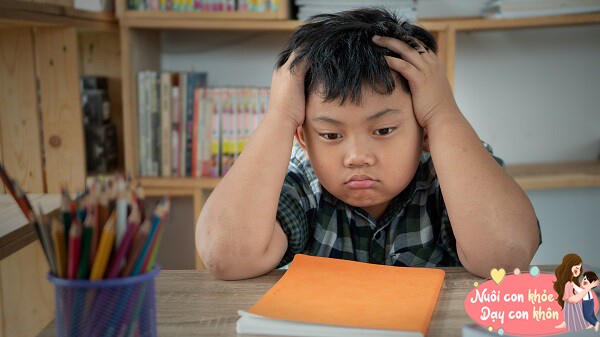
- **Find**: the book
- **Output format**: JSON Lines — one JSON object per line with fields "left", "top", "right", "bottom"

{"left": 237, "top": 254, "right": 445, "bottom": 337}
{"left": 160, "top": 72, "right": 173, "bottom": 178}
{"left": 184, "top": 73, "right": 208, "bottom": 176}
{"left": 171, "top": 78, "right": 181, "bottom": 177}
{"left": 137, "top": 71, "right": 271, "bottom": 178}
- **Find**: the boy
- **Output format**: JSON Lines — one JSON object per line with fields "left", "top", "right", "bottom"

{"left": 581, "top": 271, "right": 599, "bottom": 331}
{"left": 196, "top": 7, "right": 541, "bottom": 280}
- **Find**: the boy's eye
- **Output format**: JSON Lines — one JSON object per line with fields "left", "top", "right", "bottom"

{"left": 320, "top": 133, "right": 341, "bottom": 140}
{"left": 374, "top": 127, "right": 395, "bottom": 136}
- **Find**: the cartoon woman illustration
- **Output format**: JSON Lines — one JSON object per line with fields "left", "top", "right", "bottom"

{"left": 554, "top": 254, "right": 599, "bottom": 331}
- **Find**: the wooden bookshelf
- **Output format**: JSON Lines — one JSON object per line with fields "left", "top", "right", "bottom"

{"left": 119, "top": 12, "right": 600, "bottom": 32}
{"left": 0, "top": 0, "right": 117, "bottom": 30}
{"left": 118, "top": 5, "right": 600, "bottom": 269}
{"left": 506, "top": 161, "right": 600, "bottom": 191}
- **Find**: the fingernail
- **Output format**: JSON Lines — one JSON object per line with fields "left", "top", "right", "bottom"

{"left": 372, "top": 35, "right": 381, "bottom": 41}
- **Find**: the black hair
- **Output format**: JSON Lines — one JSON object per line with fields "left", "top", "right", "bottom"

{"left": 275, "top": 7, "right": 438, "bottom": 106}
{"left": 583, "top": 271, "right": 598, "bottom": 284}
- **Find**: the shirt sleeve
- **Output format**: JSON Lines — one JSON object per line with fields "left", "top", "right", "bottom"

{"left": 275, "top": 142, "right": 319, "bottom": 268}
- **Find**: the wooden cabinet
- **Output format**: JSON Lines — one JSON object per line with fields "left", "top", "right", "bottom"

{"left": 0, "top": 3, "right": 119, "bottom": 336}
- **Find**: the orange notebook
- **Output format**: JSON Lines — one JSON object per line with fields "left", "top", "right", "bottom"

{"left": 236, "top": 254, "right": 445, "bottom": 337}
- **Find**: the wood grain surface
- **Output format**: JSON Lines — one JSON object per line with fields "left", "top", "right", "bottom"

{"left": 33, "top": 266, "right": 511, "bottom": 337}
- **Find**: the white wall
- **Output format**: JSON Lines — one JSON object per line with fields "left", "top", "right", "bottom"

{"left": 454, "top": 25, "right": 600, "bottom": 267}
{"left": 155, "top": 24, "right": 600, "bottom": 269}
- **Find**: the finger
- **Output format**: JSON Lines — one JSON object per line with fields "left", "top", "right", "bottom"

{"left": 414, "top": 40, "right": 438, "bottom": 63}
{"left": 372, "top": 35, "right": 426, "bottom": 71}
{"left": 384, "top": 56, "right": 422, "bottom": 85}
{"left": 414, "top": 40, "right": 431, "bottom": 56}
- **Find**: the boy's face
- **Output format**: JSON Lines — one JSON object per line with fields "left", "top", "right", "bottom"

{"left": 296, "top": 82, "right": 425, "bottom": 221}
{"left": 582, "top": 276, "right": 590, "bottom": 287}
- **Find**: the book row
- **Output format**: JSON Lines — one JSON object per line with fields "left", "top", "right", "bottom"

{"left": 138, "top": 71, "right": 269, "bottom": 178}
{"left": 129, "top": 0, "right": 280, "bottom": 12}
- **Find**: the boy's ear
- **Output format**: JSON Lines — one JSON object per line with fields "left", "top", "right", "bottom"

{"left": 422, "top": 128, "right": 430, "bottom": 153}
{"left": 294, "top": 126, "right": 310, "bottom": 160}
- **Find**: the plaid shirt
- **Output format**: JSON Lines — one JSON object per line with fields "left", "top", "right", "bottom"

{"left": 275, "top": 140, "right": 540, "bottom": 269}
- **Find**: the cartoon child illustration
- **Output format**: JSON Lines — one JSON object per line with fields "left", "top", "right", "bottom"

{"left": 577, "top": 271, "right": 599, "bottom": 331}
{"left": 554, "top": 254, "right": 599, "bottom": 331}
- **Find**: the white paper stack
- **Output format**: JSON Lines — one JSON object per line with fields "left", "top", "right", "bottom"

{"left": 296, "top": 0, "right": 417, "bottom": 22}
{"left": 483, "top": 0, "right": 600, "bottom": 19}
{"left": 74, "top": 0, "right": 114, "bottom": 12}
{"left": 416, "top": 0, "right": 488, "bottom": 19}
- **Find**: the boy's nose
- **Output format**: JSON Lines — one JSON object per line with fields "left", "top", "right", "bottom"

{"left": 343, "top": 142, "right": 375, "bottom": 167}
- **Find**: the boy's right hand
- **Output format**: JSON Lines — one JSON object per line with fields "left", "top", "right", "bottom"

{"left": 267, "top": 52, "right": 310, "bottom": 128}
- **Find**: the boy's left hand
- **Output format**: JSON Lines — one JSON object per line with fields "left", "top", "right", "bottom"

{"left": 372, "top": 35, "right": 459, "bottom": 129}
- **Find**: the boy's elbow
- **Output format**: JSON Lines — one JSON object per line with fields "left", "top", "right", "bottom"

{"left": 195, "top": 220, "right": 272, "bottom": 281}
{"left": 459, "top": 238, "right": 537, "bottom": 278}
{"left": 197, "top": 239, "right": 242, "bottom": 280}
{"left": 195, "top": 221, "right": 233, "bottom": 280}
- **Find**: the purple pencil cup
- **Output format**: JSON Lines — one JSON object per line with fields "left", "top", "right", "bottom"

{"left": 47, "top": 266, "right": 160, "bottom": 337}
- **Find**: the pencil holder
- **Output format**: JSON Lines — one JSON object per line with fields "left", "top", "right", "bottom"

{"left": 47, "top": 266, "right": 160, "bottom": 337}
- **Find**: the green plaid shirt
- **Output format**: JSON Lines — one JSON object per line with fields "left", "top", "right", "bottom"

{"left": 275, "top": 140, "right": 540, "bottom": 269}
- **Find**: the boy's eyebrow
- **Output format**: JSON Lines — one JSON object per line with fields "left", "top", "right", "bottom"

{"left": 312, "top": 108, "right": 401, "bottom": 125}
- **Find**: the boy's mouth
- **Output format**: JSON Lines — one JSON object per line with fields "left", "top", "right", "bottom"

{"left": 346, "top": 180, "right": 377, "bottom": 189}
{"left": 346, "top": 174, "right": 378, "bottom": 189}
{"left": 346, "top": 174, "right": 375, "bottom": 183}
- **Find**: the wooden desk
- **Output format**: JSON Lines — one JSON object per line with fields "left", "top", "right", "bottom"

{"left": 0, "top": 193, "right": 61, "bottom": 260}
{"left": 35, "top": 266, "right": 531, "bottom": 337}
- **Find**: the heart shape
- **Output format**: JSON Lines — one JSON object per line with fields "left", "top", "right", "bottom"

{"left": 491, "top": 268, "right": 506, "bottom": 285}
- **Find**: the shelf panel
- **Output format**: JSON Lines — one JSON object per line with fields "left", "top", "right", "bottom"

{"left": 120, "top": 11, "right": 449, "bottom": 31}
{"left": 121, "top": 16, "right": 300, "bottom": 31}
{"left": 506, "top": 161, "right": 600, "bottom": 190}
{"left": 448, "top": 13, "right": 600, "bottom": 31}
{"left": 0, "top": 0, "right": 117, "bottom": 30}
{"left": 136, "top": 161, "right": 600, "bottom": 194}
{"left": 137, "top": 177, "right": 221, "bottom": 191}
{"left": 119, "top": 11, "right": 600, "bottom": 31}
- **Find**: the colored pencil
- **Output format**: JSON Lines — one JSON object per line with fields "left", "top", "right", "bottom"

{"left": 115, "top": 187, "right": 128, "bottom": 247}
{"left": 134, "top": 182, "right": 146, "bottom": 223}
{"left": 142, "top": 197, "right": 170, "bottom": 272}
{"left": 97, "top": 188, "right": 109, "bottom": 234}
{"left": 61, "top": 187, "right": 72, "bottom": 244}
{"left": 131, "top": 201, "right": 166, "bottom": 276}
{"left": 121, "top": 220, "right": 151, "bottom": 277}
{"left": 1, "top": 170, "right": 167, "bottom": 283}
{"left": 51, "top": 218, "right": 67, "bottom": 278}
{"left": 105, "top": 221, "right": 135, "bottom": 279}
{"left": 0, "top": 163, "right": 32, "bottom": 220}
{"left": 145, "top": 228, "right": 163, "bottom": 273}
{"left": 35, "top": 207, "right": 57, "bottom": 275}
{"left": 67, "top": 220, "right": 82, "bottom": 279}
{"left": 90, "top": 214, "right": 116, "bottom": 280}
{"left": 88, "top": 201, "right": 99, "bottom": 265}
{"left": 77, "top": 218, "right": 94, "bottom": 279}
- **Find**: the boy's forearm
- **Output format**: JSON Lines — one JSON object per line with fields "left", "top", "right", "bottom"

{"left": 196, "top": 112, "right": 297, "bottom": 270}
{"left": 426, "top": 109, "right": 539, "bottom": 277}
